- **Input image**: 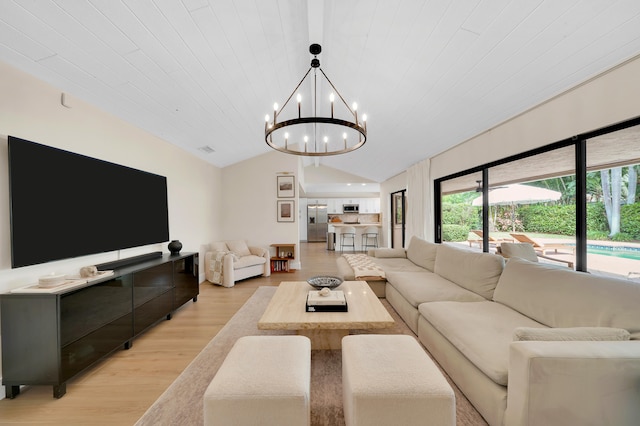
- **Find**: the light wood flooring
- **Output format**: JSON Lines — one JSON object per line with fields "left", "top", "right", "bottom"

{"left": 0, "top": 242, "right": 342, "bottom": 425}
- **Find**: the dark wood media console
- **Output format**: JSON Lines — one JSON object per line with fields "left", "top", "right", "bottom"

{"left": 0, "top": 252, "right": 199, "bottom": 399}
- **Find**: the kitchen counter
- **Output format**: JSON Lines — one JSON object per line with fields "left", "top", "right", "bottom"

{"left": 329, "top": 223, "right": 381, "bottom": 251}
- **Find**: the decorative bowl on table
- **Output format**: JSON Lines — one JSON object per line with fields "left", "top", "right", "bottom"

{"left": 307, "top": 275, "right": 343, "bottom": 290}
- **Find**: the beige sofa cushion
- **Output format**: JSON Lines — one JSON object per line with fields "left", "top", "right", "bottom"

{"left": 494, "top": 258, "right": 640, "bottom": 339}
{"left": 386, "top": 271, "right": 485, "bottom": 307}
{"left": 434, "top": 244, "right": 504, "bottom": 300}
{"left": 226, "top": 240, "right": 251, "bottom": 257}
{"left": 406, "top": 236, "right": 438, "bottom": 272}
{"left": 419, "top": 300, "right": 546, "bottom": 385}
{"left": 371, "top": 248, "right": 407, "bottom": 258}
{"left": 369, "top": 257, "right": 426, "bottom": 273}
{"left": 513, "top": 327, "right": 631, "bottom": 341}
{"left": 233, "top": 255, "right": 267, "bottom": 269}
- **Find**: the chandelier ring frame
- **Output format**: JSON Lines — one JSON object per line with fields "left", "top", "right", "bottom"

{"left": 265, "top": 117, "right": 366, "bottom": 157}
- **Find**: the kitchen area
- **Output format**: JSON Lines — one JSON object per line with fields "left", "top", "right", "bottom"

{"left": 301, "top": 198, "right": 382, "bottom": 251}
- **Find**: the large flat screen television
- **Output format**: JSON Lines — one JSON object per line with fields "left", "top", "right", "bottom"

{"left": 8, "top": 136, "right": 170, "bottom": 268}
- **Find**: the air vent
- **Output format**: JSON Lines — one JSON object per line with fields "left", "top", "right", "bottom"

{"left": 198, "top": 145, "right": 215, "bottom": 154}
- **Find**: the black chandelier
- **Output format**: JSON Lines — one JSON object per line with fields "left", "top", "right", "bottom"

{"left": 265, "top": 44, "right": 367, "bottom": 156}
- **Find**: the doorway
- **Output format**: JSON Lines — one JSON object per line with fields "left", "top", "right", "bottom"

{"left": 391, "top": 190, "right": 406, "bottom": 248}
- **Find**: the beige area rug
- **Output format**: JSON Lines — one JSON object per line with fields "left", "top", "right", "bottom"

{"left": 135, "top": 286, "right": 487, "bottom": 426}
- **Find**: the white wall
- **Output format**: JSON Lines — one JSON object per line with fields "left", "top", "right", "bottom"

{"left": 0, "top": 61, "right": 222, "bottom": 292}
{"left": 220, "top": 151, "right": 300, "bottom": 268}
{"left": 431, "top": 55, "right": 640, "bottom": 180}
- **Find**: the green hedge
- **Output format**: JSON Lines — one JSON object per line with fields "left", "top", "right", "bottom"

{"left": 518, "top": 203, "right": 620, "bottom": 236}
{"left": 442, "top": 203, "right": 480, "bottom": 229}
{"left": 587, "top": 203, "right": 609, "bottom": 233}
{"left": 519, "top": 204, "right": 575, "bottom": 235}
{"left": 442, "top": 201, "right": 639, "bottom": 241}
{"left": 442, "top": 224, "right": 469, "bottom": 242}
{"left": 621, "top": 203, "right": 640, "bottom": 239}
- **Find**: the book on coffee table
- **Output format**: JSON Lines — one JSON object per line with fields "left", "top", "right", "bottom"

{"left": 306, "top": 290, "right": 348, "bottom": 312}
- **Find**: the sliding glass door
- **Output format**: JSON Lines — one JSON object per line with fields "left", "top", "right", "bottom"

{"left": 435, "top": 117, "right": 640, "bottom": 280}
{"left": 586, "top": 124, "right": 640, "bottom": 278}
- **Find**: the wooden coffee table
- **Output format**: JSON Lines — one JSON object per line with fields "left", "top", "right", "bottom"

{"left": 258, "top": 281, "right": 395, "bottom": 349}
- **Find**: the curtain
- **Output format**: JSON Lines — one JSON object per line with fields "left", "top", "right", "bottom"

{"left": 405, "top": 158, "right": 432, "bottom": 245}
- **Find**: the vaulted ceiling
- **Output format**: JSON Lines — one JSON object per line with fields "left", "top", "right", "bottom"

{"left": 2, "top": 0, "right": 640, "bottom": 184}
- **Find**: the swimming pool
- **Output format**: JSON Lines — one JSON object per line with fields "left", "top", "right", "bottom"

{"left": 586, "top": 244, "right": 640, "bottom": 261}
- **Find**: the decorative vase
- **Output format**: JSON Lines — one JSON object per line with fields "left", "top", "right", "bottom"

{"left": 168, "top": 240, "right": 182, "bottom": 255}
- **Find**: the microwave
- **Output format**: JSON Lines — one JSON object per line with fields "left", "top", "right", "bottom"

{"left": 343, "top": 204, "right": 359, "bottom": 213}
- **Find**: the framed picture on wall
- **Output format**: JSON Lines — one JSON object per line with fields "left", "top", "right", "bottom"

{"left": 277, "top": 200, "right": 295, "bottom": 222}
{"left": 277, "top": 175, "right": 295, "bottom": 198}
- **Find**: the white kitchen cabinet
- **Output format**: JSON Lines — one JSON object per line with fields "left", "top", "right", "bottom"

{"left": 359, "top": 198, "right": 381, "bottom": 213}
{"left": 373, "top": 198, "right": 380, "bottom": 213}
{"left": 327, "top": 199, "right": 341, "bottom": 214}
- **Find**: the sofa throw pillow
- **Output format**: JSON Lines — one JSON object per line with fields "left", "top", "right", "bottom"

{"left": 210, "top": 241, "right": 229, "bottom": 252}
{"left": 513, "top": 327, "right": 631, "bottom": 342}
{"left": 226, "top": 240, "right": 251, "bottom": 257}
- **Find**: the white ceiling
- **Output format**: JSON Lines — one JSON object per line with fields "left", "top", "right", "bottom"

{"left": 2, "top": 0, "right": 640, "bottom": 185}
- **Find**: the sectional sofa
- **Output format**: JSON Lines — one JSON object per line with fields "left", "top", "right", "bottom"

{"left": 341, "top": 236, "right": 640, "bottom": 426}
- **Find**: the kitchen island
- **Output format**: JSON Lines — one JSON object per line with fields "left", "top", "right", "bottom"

{"left": 330, "top": 223, "right": 381, "bottom": 252}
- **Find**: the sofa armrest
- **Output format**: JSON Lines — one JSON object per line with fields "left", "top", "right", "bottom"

{"left": 505, "top": 341, "right": 640, "bottom": 426}
{"left": 248, "top": 246, "right": 270, "bottom": 277}
{"left": 204, "top": 250, "right": 237, "bottom": 287}
{"left": 370, "top": 248, "right": 407, "bottom": 259}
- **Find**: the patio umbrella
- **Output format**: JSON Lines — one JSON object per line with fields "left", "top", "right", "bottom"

{"left": 472, "top": 184, "right": 562, "bottom": 231}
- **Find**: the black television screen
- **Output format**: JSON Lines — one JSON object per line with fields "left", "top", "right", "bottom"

{"left": 8, "top": 136, "right": 170, "bottom": 268}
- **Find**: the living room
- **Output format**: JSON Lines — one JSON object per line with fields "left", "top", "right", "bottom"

{"left": 2, "top": 2, "right": 640, "bottom": 425}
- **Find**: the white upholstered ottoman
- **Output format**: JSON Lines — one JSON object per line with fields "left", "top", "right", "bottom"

{"left": 342, "top": 334, "right": 455, "bottom": 426}
{"left": 203, "top": 335, "right": 311, "bottom": 426}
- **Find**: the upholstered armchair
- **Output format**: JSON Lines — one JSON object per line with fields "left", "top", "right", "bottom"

{"left": 204, "top": 240, "right": 270, "bottom": 287}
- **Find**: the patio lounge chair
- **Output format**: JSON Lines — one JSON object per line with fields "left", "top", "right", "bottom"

{"left": 509, "top": 232, "right": 576, "bottom": 255}
{"left": 497, "top": 242, "right": 574, "bottom": 269}
{"left": 467, "top": 230, "right": 512, "bottom": 248}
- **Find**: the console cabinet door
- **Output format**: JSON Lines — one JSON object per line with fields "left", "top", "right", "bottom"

{"left": 173, "top": 254, "right": 199, "bottom": 308}
{"left": 60, "top": 276, "right": 133, "bottom": 381}
{"left": 0, "top": 295, "right": 59, "bottom": 386}
{"left": 133, "top": 262, "right": 173, "bottom": 334}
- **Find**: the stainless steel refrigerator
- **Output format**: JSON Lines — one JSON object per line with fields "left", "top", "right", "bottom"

{"left": 307, "top": 203, "right": 328, "bottom": 242}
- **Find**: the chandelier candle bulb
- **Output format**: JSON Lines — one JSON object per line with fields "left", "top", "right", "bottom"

{"left": 285, "top": 132, "right": 289, "bottom": 149}
{"left": 330, "top": 93, "right": 335, "bottom": 118}
{"left": 304, "top": 135, "right": 308, "bottom": 152}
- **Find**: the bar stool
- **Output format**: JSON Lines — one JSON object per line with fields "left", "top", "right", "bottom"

{"left": 361, "top": 226, "right": 379, "bottom": 252}
{"left": 340, "top": 226, "right": 356, "bottom": 253}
